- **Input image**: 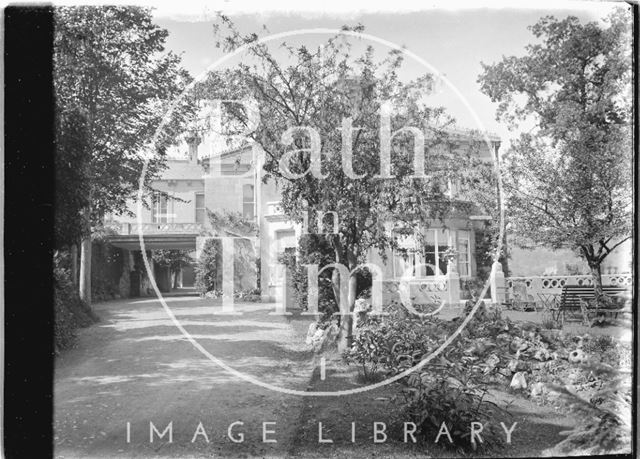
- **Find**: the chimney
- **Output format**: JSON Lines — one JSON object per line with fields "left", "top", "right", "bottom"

{"left": 186, "top": 134, "right": 200, "bottom": 165}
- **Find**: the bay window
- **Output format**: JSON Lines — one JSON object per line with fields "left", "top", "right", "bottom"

{"left": 392, "top": 228, "right": 472, "bottom": 278}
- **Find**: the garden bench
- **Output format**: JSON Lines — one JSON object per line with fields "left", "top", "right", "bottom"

{"left": 554, "top": 285, "right": 630, "bottom": 324}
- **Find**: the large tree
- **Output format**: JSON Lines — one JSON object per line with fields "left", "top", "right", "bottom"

{"left": 54, "top": 107, "right": 90, "bottom": 250}
{"left": 54, "top": 6, "right": 193, "bottom": 304}
{"left": 478, "top": 10, "right": 633, "bottom": 301}
{"left": 197, "top": 18, "right": 490, "bottom": 349}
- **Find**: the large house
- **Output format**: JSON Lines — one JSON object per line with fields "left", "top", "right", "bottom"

{"left": 107, "top": 126, "right": 504, "bottom": 305}
{"left": 106, "top": 126, "right": 633, "bottom": 306}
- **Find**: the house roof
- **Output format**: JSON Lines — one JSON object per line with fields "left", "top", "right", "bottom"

{"left": 195, "top": 128, "right": 501, "bottom": 168}
{"left": 159, "top": 159, "right": 206, "bottom": 181}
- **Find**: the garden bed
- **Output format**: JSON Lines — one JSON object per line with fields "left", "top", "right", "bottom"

{"left": 294, "top": 302, "right": 632, "bottom": 457}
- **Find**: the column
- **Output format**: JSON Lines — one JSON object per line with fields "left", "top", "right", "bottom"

{"left": 446, "top": 258, "right": 461, "bottom": 308}
{"left": 490, "top": 261, "right": 506, "bottom": 305}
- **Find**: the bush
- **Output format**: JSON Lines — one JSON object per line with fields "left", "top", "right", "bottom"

{"left": 345, "top": 302, "right": 509, "bottom": 449}
{"left": 279, "top": 234, "right": 336, "bottom": 314}
{"left": 195, "top": 238, "right": 258, "bottom": 296}
{"left": 54, "top": 252, "right": 99, "bottom": 352}
{"left": 195, "top": 239, "right": 221, "bottom": 295}
{"left": 583, "top": 335, "right": 616, "bottom": 354}
{"left": 280, "top": 234, "right": 373, "bottom": 317}
{"left": 235, "top": 288, "right": 261, "bottom": 302}
{"left": 90, "top": 240, "right": 125, "bottom": 301}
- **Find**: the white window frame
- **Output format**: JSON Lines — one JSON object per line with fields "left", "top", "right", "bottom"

{"left": 152, "top": 194, "right": 172, "bottom": 223}
{"left": 393, "top": 228, "right": 459, "bottom": 279}
{"left": 242, "top": 183, "right": 255, "bottom": 220}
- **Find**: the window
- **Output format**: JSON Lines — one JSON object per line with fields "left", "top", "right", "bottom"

{"left": 242, "top": 184, "right": 255, "bottom": 219}
{"left": 392, "top": 229, "right": 467, "bottom": 278}
{"left": 152, "top": 194, "right": 169, "bottom": 223}
{"left": 422, "top": 228, "right": 451, "bottom": 275}
{"left": 457, "top": 231, "right": 471, "bottom": 277}
{"left": 195, "top": 193, "right": 205, "bottom": 224}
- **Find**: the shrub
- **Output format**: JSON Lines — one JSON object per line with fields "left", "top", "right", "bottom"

{"left": 583, "top": 335, "right": 616, "bottom": 354}
{"left": 197, "top": 210, "right": 260, "bottom": 296}
{"left": 281, "top": 234, "right": 373, "bottom": 317}
{"left": 195, "top": 239, "right": 221, "bottom": 295}
{"left": 90, "top": 240, "right": 124, "bottom": 301}
{"left": 279, "top": 235, "right": 337, "bottom": 316}
{"left": 235, "top": 288, "right": 262, "bottom": 302}
{"left": 54, "top": 252, "right": 99, "bottom": 352}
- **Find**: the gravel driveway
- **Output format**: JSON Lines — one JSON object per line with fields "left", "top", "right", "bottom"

{"left": 54, "top": 292, "right": 316, "bottom": 458}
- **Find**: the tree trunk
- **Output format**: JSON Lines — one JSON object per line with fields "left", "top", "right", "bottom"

{"left": 70, "top": 244, "right": 78, "bottom": 286}
{"left": 172, "top": 270, "right": 180, "bottom": 289}
{"left": 581, "top": 245, "right": 604, "bottom": 306}
{"left": 589, "top": 261, "right": 604, "bottom": 305}
{"left": 79, "top": 236, "right": 92, "bottom": 306}
{"left": 337, "top": 273, "right": 358, "bottom": 352}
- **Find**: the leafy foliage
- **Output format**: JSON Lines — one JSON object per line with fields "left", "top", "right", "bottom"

{"left": 54, "top": 252, "right": 99, "bottom": 351}
{"left": 279, "top": 234, "right": 373, "bottom": 320}
{"left": 54, "top": 5, "right": 193, "bottom": 229}
{"left": 195, "top": 239, "right": 220, "bottom": 295}
{"left": 90, "top": 240, "right": 125, "bottom": 301}
{"left": 582, "top": 335, "right": 616, "bottom": 354}
{"left": 196, "top": 210, "right": 258, "bottom": 295}
{"left": 152, "top": 249, "right": 194, "bottom": 289}
{"left": 234, "top": 288, "right": 262, "bottom": 302}
{"left": 197, "top": 17, "right": 496, "bottom": 346}
{"left": 478, "top": 11, "right": 633, "bottom": 300}
{"left": 346, "top": 302, "right": 510, "bottom": 449}
{"left": 152, "top": 250, "right": 194, "bottom": 271}
{"left": 54, "top": 108, "right": 91, "bottom": 248}
{"left": 207, "top": 209, "right": 258, "bottom": 237}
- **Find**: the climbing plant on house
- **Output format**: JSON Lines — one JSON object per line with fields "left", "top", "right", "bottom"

{"left": 478, "top": 10, "right": 633, "bottom": 302}
{"left": 195, "top": 209, "right": 259, "bottom": 295}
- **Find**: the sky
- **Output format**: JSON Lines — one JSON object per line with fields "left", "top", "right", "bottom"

{"left": 149, "top": 0, "right": 627, "bottom": 148}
